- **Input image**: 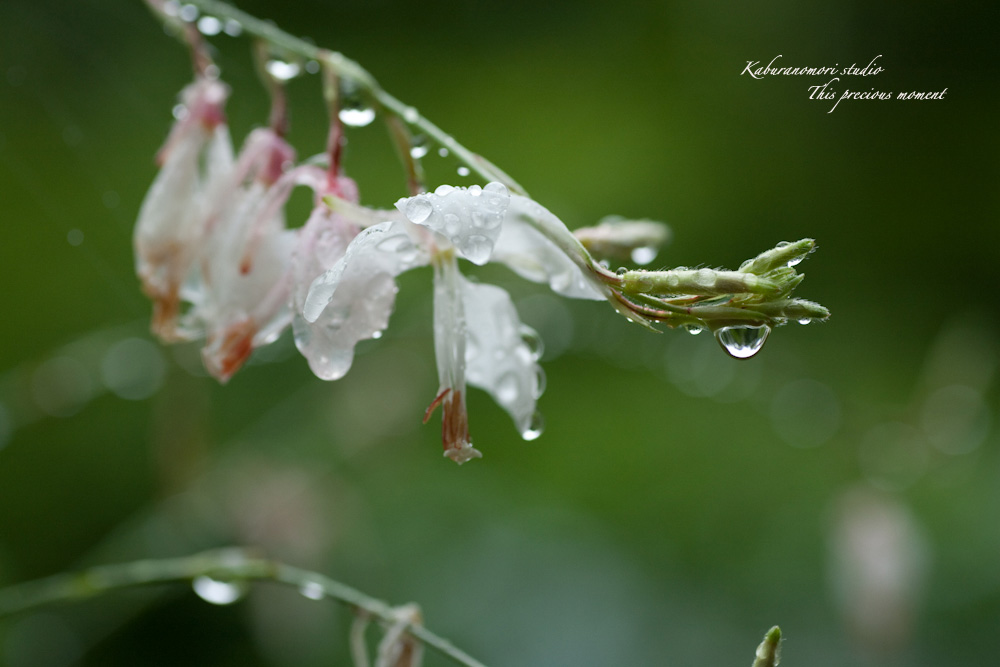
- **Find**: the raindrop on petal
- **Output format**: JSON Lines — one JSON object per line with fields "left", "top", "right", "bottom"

{"left": 496, "top": 372, "right": 519, "bottom": 404}
{"left": 715, "top": 324, "right": 770, "bottom": 359}
{"left": 519, "top": 325, "right": 544, "bottom": 360}
{"left": 403, "top": 197, "right": 433, "bottom": 224}
{"left": 521, "top": 411, "right": 545, "bottom": 441}
{"left": 532, "top": 366, "right": 547, "bottom": 399}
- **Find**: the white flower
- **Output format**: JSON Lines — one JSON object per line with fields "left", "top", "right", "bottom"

{"left": 300, "top": 181, "right": 598, "bottom": 461}
{"left": 134, "top": 75, "right": 232, "bottom": 342}
{"left": 192, "top": 129, "right": 301, "bottom": 382}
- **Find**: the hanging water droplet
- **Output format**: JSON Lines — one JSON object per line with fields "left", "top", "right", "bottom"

{"left": 410, "top": 135, "right": 429, "bottom": 159}
{"left": 521, "top": 411, "right": 545, "bottom": 441}
{"left": 196, "top": 15, "right": 222, "bottom": 35}
{"left": 714, "top": 324, "right": 770, "bottom": 359}
{"left": 456, "top": 166, "right": 471, "bottom": 177}
{"left": 683, "top": 324, "right": 703, "bottom": 335}
{"left": 631, "top": 246, "right": 656, "bottom": 266}
{"left": 192, "top": 576, "right": 246, "bottom": 605}
{"left": 266, "top": 60, "right": 301, "bottom": 81}
{"left": 403, "top": 197, "right": 433, "bottom": 224}
{"left": 299, "top": 580, "right": 325, "bottom": 601}
{"left": 339, "top": 105, "right": 376, "bottom": 127}
{"left": 787, "top": 256, "right": 803, "bottom": 268}
{"left": 438, "top": 147, "right": 449, "bottom": 157}
{"left": 223, "top": 18, "right": 243, "bottom": 36}
{"left": 519, "top": 326, "right": 544, "bottom": 360}
{"left": 798, "top": 318, "right": 811, "bottom": 325}
{"left": 532, "top": 366, "right": 547, "bottom": 399}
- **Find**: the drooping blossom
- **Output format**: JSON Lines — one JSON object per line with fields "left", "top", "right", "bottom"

{"left": 134, "top": 75, "right": 232, "bottom": 342}
{"left": 302, "top": 181, "right": 604, "bottom": 462}
{"left": 191, "top": 128, "right": 300, "bottom": 382}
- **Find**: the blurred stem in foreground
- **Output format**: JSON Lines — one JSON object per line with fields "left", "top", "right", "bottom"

{"left": 0, "top": 548, "right": 485, "bottom": 667}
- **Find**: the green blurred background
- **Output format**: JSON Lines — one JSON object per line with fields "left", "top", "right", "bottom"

{"left": 1, "top": 0, "right": 998, "bottom": 665}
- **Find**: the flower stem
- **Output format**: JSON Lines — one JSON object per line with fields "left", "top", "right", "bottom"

{"left": 0, "top": 548, "right": 489, "bottom": 667}
{"left": 172, "top": 0, "right": 527, "bottom": 196}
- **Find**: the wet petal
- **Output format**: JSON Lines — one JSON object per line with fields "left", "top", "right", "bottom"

{"left": 462, "top": 278, "right": 544, "bottom": 437}
{"left": 300, "top": 220, "right": 429, "bottom": 380}
{"left": 394, "top": 182, "right": 509, "bottom": 265}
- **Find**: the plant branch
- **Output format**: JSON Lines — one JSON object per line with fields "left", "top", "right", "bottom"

{"left": 0, "top": 548, "right": 488, "bottom": 667}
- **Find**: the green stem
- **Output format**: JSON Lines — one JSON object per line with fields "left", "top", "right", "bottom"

{"left": 0, "top": 548, "right": 488, "bottom": 667}
{"left": 177, "top": 0, "right": 527, "bottom": 196}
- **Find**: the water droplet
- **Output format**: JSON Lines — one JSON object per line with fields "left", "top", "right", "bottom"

{"left": 519, "top": 326, "right": 544, "bottom": 360}
{"left": 371, "top": 330, "right": 383, "bottom": 340}
{"left": 462, "top": 235, "right": 492, "bottom": 262}
{"left": 192, "top": 576, "right": 246, "bottom": 605}
{"left": 521, "top": 411, "right": 545, "bottom": 441}
{"left": 631, "top": 246, "right": 656, "bottom": 265}
{"left": 714, "top": 324, "right": 770, "bottom": 359}
{"left": 305, "top": 60, "right": 320, "bottom": 74}
{"left": 776, "top": 241, "right": 790, "bottom": 248}
{"left": 172, "top": 104, "right": 189, "bottom": 120}
{"left": 223, "top": 18, "right": 243, "bottom": 36}
{"left": 410, "top": 136, "right": 429, "bottom": 159}
{"left": 496, "top": 373, "right": 519, "bottom": 404}
{"left": 695, "top": 268, "right": 715, "bottom": 288}
{"left": 468, "top": 184, "right": 482, "bottom": 196}
{"left": 615, "top": 267, "right": 628, "bottom": 276}
{"left": 402, "top": 106, "right": 419, "bottom": 123}
{"left": 434, "top": 184, "right": 455, "bottom": 196}
{"left": 178, "top": 4, "right": 199, "bottom": 22}
{"left": 299, "top": 580, "right": 325, "bottom": 601}
{"left": 533, "top": 366, "right": 547, "bottom": 399}
{"left": 266, "top": 60, "right": 301, "bottom": 81}
{"left": 457, "top": 166, "right": 471, "bottom": 177}
{"left": 798, "top": 318, "right": 811, "bottom": 325}
{"left": 196, "top": 15, "right": 222, "bottom": 35}
{"left": 683, "top": 324, "right": 703, "bottom": 335}
{"left": 787, "top": 256, "right": 803, "bottom": 268}
{"left": 403, "top": 197, "right": 433, "bottom": 224}
{"left": 339, "top": 105, "right": 376, "bottom": 127}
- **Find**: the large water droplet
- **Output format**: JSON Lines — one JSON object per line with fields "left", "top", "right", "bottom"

{"left": 714, "top": 324, "right": 770, "bottom": 359}
{"left": 192, "top": 576, "right": 246, "bottom": 605}
{"left": 520, "top": 326, "right": 544, "bottom": 360}
{"left": 797, "top": 318, "right": 811, "bottom": 325}
{"left": 339, "top": 105, "right": 376, "bottom": 127}
{"left": 403, "top": 197, "right": 433, "bottom": 224}
{"left": 266, "top": 60, "right": 301, "bottom": 81}
{"left": 631, "top": 246, "right": 656, "bottom": 265}
{"left": 521, "top": 411, "right": 545, "bottom": 441}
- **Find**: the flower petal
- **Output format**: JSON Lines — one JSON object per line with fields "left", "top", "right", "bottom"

{"left": 300, "top": 220, "right": 429, "bottom": 380}
{"left": 461, "top": 278, "right": 545, "bottom": 438}
{"left": 494, "top": 194, "right": 606, "bottom": 300}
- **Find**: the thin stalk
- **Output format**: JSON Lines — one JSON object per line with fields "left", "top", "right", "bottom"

{"left": 0, "top": 548, "right": 488, "bottom": 667}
